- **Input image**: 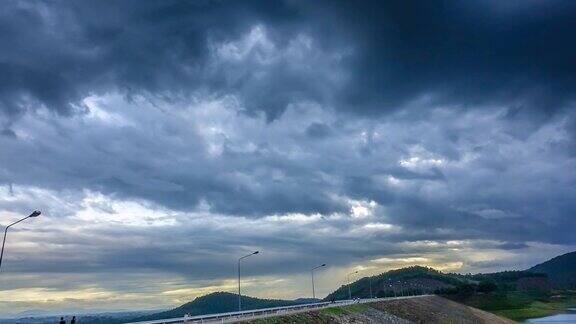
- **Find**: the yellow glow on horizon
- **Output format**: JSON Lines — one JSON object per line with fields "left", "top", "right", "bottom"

{"left": 0, "top": 287, "right": 115, "bottom": 303}
{"left": 370, "top": 256, "right": 464, "bottom": 272}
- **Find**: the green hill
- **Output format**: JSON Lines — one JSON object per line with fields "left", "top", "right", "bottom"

{"left": 324, "top": 266, "right": 464, "bottom": 301}
{"left": 129, "top": 292, "right": 301, "bottom": 322}
{"left": 323, "top": 265, "right": 553, "bottom": 303}
{"left": 529, "top": 251, "right": 576, "bottom": 288}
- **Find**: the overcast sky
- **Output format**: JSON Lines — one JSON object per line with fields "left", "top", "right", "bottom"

{"left": 1, "top": 0, "right": 576, "bottom": 317}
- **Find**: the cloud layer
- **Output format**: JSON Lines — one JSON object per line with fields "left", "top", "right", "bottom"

{"left": 1, "top": 0, "right": 575, "bottom": 316}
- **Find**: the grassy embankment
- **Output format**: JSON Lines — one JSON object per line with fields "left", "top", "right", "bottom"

{"left": 249, "top": 303, "right": 371, "bottom": 323}
{"left": 318, "top": 303, "right": 371, "bottom": 316}
{"left": 456, "top": 290, "right": 576, "bottom": 321}
{"left": 249, "top": 296, "right": 516, "bottom": 323}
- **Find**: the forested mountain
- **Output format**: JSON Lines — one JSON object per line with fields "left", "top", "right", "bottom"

{"left": 324, "top": 266, "right": 463, "bottom": 301}
{"left": 529, "top": 251, "right": 576, "bottom": 288}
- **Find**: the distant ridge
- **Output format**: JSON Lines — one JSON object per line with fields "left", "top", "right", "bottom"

{"left": 529, "top": 251, "right": 576, "bottom": 288}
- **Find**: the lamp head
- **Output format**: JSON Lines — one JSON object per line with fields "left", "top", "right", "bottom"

{"left": 29, "top": 210, "right": 41, "bottom": 217}
{"left": 321, "top": 263, "right": 326, "bottom": 267}
{"left": 253, "top": 251, "right": 259, "bottom": 255}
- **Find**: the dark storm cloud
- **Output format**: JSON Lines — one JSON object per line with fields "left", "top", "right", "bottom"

{"left": 325, "top": 1, "right": 576, "bottom": 116}
{"left": 0, "top": 0, "right": 295, "bottom": 119}
{"left": 0, "top": 0, "right": 348, "bottom": 126}
{"left": 3, "top": 1, "right": 575, "bottom": 123}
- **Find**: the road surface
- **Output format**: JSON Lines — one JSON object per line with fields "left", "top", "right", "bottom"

{"left": 125, "top": 295, "right": 430, "bottom": 324}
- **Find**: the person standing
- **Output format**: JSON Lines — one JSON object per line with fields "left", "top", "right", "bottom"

{"left": 59, "top": 317, "right": 66, "bottom": 324}
{"left": 71, "top": 316, "right": 76, "bottom": 324}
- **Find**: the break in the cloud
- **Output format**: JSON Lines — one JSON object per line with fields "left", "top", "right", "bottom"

{"left": 1, "top": 0, "right": 576, "bottom": 316}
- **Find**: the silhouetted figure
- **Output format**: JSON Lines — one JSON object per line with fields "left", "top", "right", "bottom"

{"left": 59, "top": 317, "right": 66, "bottom": 324}
{"left": 71, "top": 316, "right": 76, "bottom": 324}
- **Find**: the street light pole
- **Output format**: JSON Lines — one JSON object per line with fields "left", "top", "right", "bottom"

{"left": 347, "top": 270, "right": 358, "bottom": 300}
{"left": 238, "top": 251, "right": 259, "bottom": 311}
{"left": 0, "top": 211, "right": 41, "bottom": 271}
{"left": 402, "top": 281, "right": 407, "bottom": 296}
{"left": 369, "top": 276, "right": 373, "bottom": 299}
{"left": 311, "top": 264, "right": 326, "bottom": 299}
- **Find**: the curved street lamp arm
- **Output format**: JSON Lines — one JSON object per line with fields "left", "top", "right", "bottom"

{"left": 1, "top": 211, "right": 41, "bottom": 271}
{"left": 6, "top": 216, "right": 30, "bottom": 229}
{"left": 4, "top": 211, "right": 40, "bottom": 229}
{"left": 239, "top": 250, "right": 259, "bottom": 261}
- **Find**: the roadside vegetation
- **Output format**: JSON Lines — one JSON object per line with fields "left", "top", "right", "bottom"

{"left": 449, "top": 290, "right": 576, "bottom": 321}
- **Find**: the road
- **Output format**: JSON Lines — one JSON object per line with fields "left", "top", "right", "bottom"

{"left": 125, "top": 295, "right": 430, "bottom": 324}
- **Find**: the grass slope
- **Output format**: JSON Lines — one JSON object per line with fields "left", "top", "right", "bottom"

{"left": 248, "top": 296, "right": 513, "bottom": 324}
{"left": 449, "top": 291, "right": 576, "bottom": 321}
